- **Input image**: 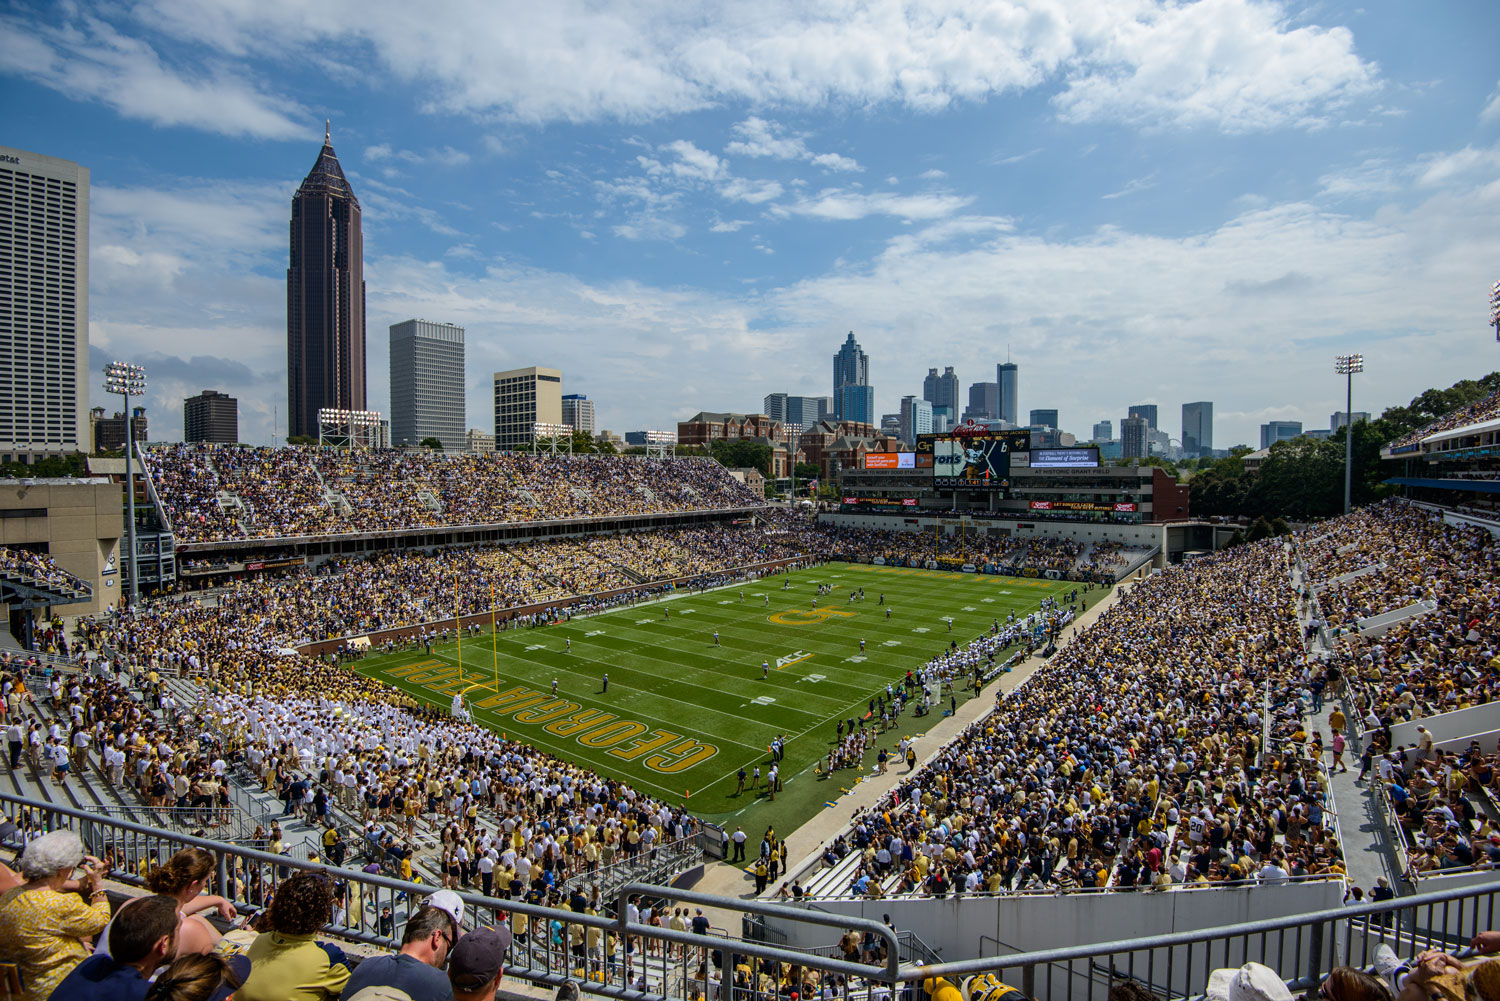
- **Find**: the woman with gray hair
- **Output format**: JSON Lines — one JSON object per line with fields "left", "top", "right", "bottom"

{"left": 0, "top": 828, "right": 112, "bottom": 1001}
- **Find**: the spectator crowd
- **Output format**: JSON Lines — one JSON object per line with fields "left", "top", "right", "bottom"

{"left": 143, "top": 445, "right": 763, "bottom": 542}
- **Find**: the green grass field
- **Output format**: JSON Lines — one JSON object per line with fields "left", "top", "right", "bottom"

{"left": 353, "top": 562, "right": 1102, "bottom": 838}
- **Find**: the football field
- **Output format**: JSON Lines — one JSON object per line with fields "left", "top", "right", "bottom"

{"left": 354, "top": 562, "right": 1099, "bottom": 836}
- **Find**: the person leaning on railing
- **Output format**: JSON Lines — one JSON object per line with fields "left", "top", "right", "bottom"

{"left": 0, "top": 828, "right": 112, "bottom": 1001}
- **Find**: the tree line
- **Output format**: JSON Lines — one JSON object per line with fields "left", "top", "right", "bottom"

{"left": 1189, "top": 371, "right": 1500, "bottom": 520}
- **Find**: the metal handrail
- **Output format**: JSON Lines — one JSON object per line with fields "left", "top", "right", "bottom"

{"left": 0, "top": 791, "right": 1497, "bottom": 1001}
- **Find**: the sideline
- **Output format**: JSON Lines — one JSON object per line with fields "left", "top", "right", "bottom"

{"left": 683, "top": 563, "right": 1148, "bottom": 927}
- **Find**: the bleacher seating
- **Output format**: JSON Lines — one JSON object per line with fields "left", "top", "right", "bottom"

{"left": 142, "top": 445, "right": 763, "bottom": 542}
{"left": 0, "top": 547, "right": 92, "bottom": 605}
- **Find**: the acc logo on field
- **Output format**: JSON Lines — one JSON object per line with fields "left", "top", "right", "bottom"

{"left": 769, "top": 608, "right": 857, "bottom": 626}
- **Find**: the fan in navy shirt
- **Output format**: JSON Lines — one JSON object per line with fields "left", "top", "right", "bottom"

{"left": 53, "top": 894, "right": 180, "bottom": 1001}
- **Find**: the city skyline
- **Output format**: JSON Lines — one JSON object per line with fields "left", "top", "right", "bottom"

{"left": 2, "top": 2, "right": 1497, "bottom": 448}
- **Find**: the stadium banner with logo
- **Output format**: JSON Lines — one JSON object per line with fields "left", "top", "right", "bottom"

{"left": 961, "top": 564, "right": 978, "bottom": 573}
{"left": 863, "top": 452, "right": 916, "bottom": 470}
{"left": 872, "top": 557, "right": 886, "bottom": 565}
{"left": 1028, "top": 500, "right": 1138, "bottom": 513}
{"left": 1023, "top": 568, "right": 1039, "bottom": 578}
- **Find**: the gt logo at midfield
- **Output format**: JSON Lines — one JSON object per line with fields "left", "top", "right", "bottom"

{"left": 768, "top": 608, "right": 857, "bottom": 626}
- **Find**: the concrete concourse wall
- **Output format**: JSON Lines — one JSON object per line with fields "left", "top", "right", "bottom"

{"left": 1386, "top": 703, "right": 1500, "bottom": 754}
{"left": 771, "top": 881, "right": 1342, "bottom": 998}
{"left": 815, "top": 513, "right": 1165, "bottom": 548}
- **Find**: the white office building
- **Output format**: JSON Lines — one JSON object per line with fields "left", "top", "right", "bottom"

{"left": 0, "top": 146, "right": 89, "bottom": 463}
{"left": 493, "top": 366, "right": 562, "bottom": 450}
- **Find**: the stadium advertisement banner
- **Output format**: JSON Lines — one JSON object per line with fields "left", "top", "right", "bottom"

{"left": 1029, "top": 500, "right": 1137, "bottom": 513}
{"left": 1031, "top": 447, "right": 1100, "bottom": 469}
{"left": 840, "top": 497, "right": 919, "bottom": 515}
{"left": 245, "top": 558, "right": 306, "bottom": 572}
{"left": 863, "top": 452, "right": 915, "bottom": 470}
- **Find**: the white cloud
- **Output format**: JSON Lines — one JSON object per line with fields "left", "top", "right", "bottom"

{"left": 1317, "top": 157, "right": 1400, "bottom": 198}
{"left": 0, "top": 12, "right": 306, "bottom": 140}
{"left": 663, "top": 139, "right": 725, "bottom": 181}
{"left": 1053, "top": 0, "right": 1379, "bottom": 132}
{"left": 1415, "top": 145, "right": 1500, "bottom": 188}
{"left": 919, "top": 169, "right": 948, "bottom": 180}
{"left": 773, "top": 189, "right": 975, "bottom": 221}
{"left": 811, "top": 151, "right": 861, "bottom": 172}
{"left": 47, "top": 0, "right": 1375, "bottom": 135}
{"left": 365, "top": 144, "right": 471, "bottom": 167}
{"left": 1100, "top": 174, "right": 1158, "bottom": 200}
{"left": 710, "top": 218, "right": 751, "bottom": 232}
{"left": 1481, "top": 82, "right": 1500, "bottom": 123}
{"left": 989, "top": 148, "right": 1044, "bottom": 166}
{"left": 719, "top": 178, "right": 784, "bottom": 204}
{"left": 726, "top": 117, "right": 863, "bottom": 172}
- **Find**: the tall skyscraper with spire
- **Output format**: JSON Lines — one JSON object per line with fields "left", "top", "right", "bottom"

{"left": 832, "top": 331, "right": 873, "bottom": 425}
{"left": 287, "top": 122, "right": 366, "bottom": 439}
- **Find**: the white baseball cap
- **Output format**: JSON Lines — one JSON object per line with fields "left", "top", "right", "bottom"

{"left": 427, "top": 889, "right": 465, "bottom": 928}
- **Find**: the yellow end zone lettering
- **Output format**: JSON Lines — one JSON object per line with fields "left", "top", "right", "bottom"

{"left": 769, "top": 608, "right": 856, "bottom": 626}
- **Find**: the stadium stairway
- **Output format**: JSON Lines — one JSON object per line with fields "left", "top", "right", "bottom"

{"left": 0, "top": 565, "right": 93, "bottom": 608}
{"left": 1309, "top": 696, "right": 1404, "bottom": 894}
{"left": 5, "top": 677, "right": 181, "bottom": 835}
{"left": 1287, "top": 562, "right": 1404, "bottom": 895}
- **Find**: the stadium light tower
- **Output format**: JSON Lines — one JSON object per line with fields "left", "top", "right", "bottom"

{"left": 1490, "top": 279, "right": 1500, "bottom": 342}
{"left": 104, "top": 361, "right": 146, "bottom": 604}
{"left": 1334, "top": 353, "right": 1363, "bottom": 515}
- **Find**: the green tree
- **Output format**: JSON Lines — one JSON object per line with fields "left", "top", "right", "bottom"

{"left": 1250, "top": 436, "right": 1342, "bottom": 519}
{"left": 709, "top": 439, "right": 773, "bottom": 476}
{"left": 1245, "top": 516, "right": 1275, "bottom": 543}
{"left": 1188, "top": 451, "right": 1253, "bottom": 518}
{"left": 0, "top": 453, "right": 87, "bottom": 479}
{"left": 419, "top": 437, "right": 444, "bottom": 451}
{"left": 286, "top": 435, "right": 316, "bottom": 446}
{"left": 794, "top": 462, "right": 821, "bottom": 481}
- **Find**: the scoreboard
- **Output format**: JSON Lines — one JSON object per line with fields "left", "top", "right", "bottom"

{"left": 917, "top": 424, "right": 1029, "bottom": 491}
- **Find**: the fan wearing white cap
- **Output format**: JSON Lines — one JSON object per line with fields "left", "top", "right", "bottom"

{"left": 1205, "top": 962, "right": 1294, "bottom": 1001}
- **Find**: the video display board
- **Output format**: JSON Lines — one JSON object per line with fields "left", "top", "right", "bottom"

{"left": 1030, "top": 447, "right": 1101, "bottom": 469}
{"left": 863, "top": 452, "right": 916, "bottom": 470}
{"left": 917, "top": 426, "right": 1029, "bottom": 490}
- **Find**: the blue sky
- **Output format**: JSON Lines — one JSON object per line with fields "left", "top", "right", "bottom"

{"left": 3, "top": 0, "right": 1499, "bottom": 449}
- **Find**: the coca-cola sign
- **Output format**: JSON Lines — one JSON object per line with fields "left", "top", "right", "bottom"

{"left": 950, "top": 419, "right": 992, "bottom": 437}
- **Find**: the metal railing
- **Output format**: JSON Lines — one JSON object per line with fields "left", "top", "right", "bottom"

{"left": 559, "top": 835, "right": 706, "bottom": 897}
{"left": 2, "top": 792, "right": 1498, "bottom": 1001}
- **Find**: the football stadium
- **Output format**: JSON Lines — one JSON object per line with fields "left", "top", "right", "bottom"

{"left": 3, "top": 381, "right": 1499, "bottom": 1001}
{"left": 2, "top": 45, "right": 1499, "bottom": 998}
